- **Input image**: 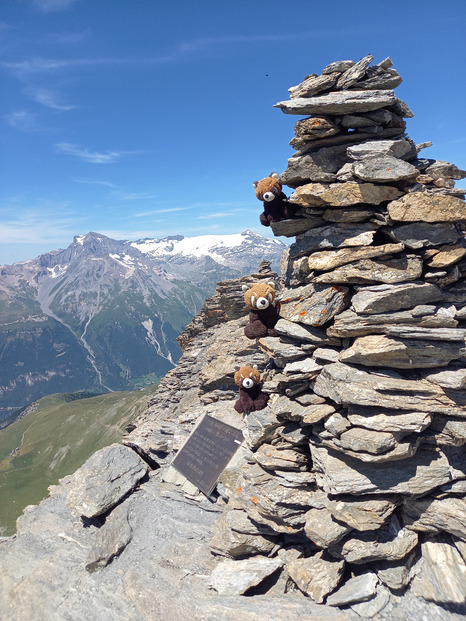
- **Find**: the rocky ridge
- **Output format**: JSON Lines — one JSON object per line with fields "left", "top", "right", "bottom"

{"left": 1, "top": 55, "right": 466, "bottom": 619}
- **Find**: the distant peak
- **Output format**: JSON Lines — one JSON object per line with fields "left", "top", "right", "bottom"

{"left": 73, "top": 232, "right": 112, "bottom": 245}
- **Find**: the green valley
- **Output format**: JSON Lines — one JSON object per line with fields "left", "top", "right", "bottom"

{"left": 0, "top": 386, "right": 157, "bottom": 536}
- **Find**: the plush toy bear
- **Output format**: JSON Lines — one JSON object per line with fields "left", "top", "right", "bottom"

{"left": 234, "top": 365, "right": 269, "bottom": 413}
{"left": 253, "top": 172, "right": 296, "bottom": 227}
{"left": 242, "top": 281, "right": 280, "bottom": 339}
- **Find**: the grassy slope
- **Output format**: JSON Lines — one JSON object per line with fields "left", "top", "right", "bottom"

{"left": 0, "top": 386, "right": 158, "bottom": 536}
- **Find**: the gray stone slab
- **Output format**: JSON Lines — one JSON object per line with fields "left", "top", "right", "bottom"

{"left": 311, "top": 443, "right": 461, "bottom": 496}
{"left": 313, "top": 254, "right": 423, "bottom": 285}
{"left": 65, "top": 444, "right": 148, "bottom": 518}
{"left": 326, "top": 572, "right": 378, "bottom": 606}
{"left": 350, "top": 282, "right": 443, "bottom": 314}
{"left": 353, "top": 156, "right": 419, "bottom": 182}
{"left": 209, "top": 556, "right": 284, "bottom": 595}
{"left": 275, "top": 90, "right": 396, "bottom": 115}
{"left": 314, "top": 362, "right": 466, "bottom": 416}
{"left": 339, "top": 334, "right": 466, "bottom": 368}
{"left": 386, "top": 222, "right": 461, "bottom": 249}
{"left": 289, "top": 223, "right": 378, "bottom": 259}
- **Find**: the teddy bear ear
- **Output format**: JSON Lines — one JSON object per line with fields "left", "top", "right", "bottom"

{"left": 241, "top": 284, "right": 249, "bottom": 292}
{"left": 269, "top": 172, "right": 279, "bottom": 179}
{"left": 252, "top": 181, "right": 259, "bottom": 188}
{"left": 267, "top": 281, "right": 276, "bottom": 288}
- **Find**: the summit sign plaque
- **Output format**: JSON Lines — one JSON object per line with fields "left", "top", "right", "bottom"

{"left": 171, "top": 415, "right": 243, "bottom": 496}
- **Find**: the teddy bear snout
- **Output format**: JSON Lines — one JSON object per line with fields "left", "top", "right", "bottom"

{"left": 256, "top": 296, "right": 270, "bottom": 309}
{"left": 242, "top": 377, "right": 255, "bottom": 389}
{"left": 262, "top": 191, "right": 276, "bottom": 202}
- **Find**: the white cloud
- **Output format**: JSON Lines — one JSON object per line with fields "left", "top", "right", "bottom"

{"left": 118, "top": 192, "right": 158, "bottom": 201}
{"left": 134, "top": 207, "right": 192, "bottom": 217}
{"left": 28, "top": 87, "right": 75, "bottom": 111}
{"left": 197, "top": 208, "right": 248, "bottom": 220}
{"left": 0, "top": 205, "right": 80, "bottom": 245}
{"left": 4, "top": 110, "right": 40, "bottom": 132}
{"left": 73, "top": 178, "right": 121, "bottom": 188}
{"left": 0, "top": 32, "right": 303, "bottom": 78}
{"left": 32, "top": 0, "right": 81, "bottom": 13}
{"left": 50, "top": 29, "right": 90, "bottom": 44}
{"left": 55, "top": 142, "right": 133, "bottom": 164}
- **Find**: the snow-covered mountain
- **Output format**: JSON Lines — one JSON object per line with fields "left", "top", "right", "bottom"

{"left": 0, "top": 230, "right": 286, "bottom": 422}
{"left": 131, "top": 230, "right": 284, "bottom": 266}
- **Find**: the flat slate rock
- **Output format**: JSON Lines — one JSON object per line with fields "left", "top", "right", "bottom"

{"left": 337, "top": 427, "right": 397, "bottom": 455}
{"left": 270, "top": 217, "right": 324, "bottom": 237}
{"left": 426, "top": 243, "right": 466, "bottom": 267}
{"left": 307, "top": 243, "right": 404, "bottom": 271}
{"left": 402, "top": 496, "right": 466, "bottom": 541}
{"left": 274, "top": 318, "right": 338, "bottom": 344}
{"left": 65, "top": 443, "right": 148, "bottom": 518}
{"left": 85, "top": 502, "right": 133, "bottom": 573}
{"left": 350, "top": 282, "right": 443, "bottom": 314}
{"left": 411, "top": 538, "right": 466, "bottom": 605}
{"left": 286, "top": 552, "right": 345, "bottom": 604}
{"left": 322, "top": 60, "right": 355, "bottom": 74}
{"left": 304, "top": 506, "right": 351, "bottom": 548}
{"left": 289, "top": 223, "right": 378, "bottom": 259}
{"left": 314, "top": 362, "right": 466, "bottom": 416}
{"left": 347, "top": 138, "right": 415, "bottom": 160}
{"left": 281, "top": 146, "right": 349, "bottom": 186}
{"left": 327, "top": 497, "right": 397, "bottom": 532}
{"left": 289, "top": 181, "right": 402, "bottom": 208}
{"left": 310, "top": 444, "right": 460, "bottom": 496}
{"left": 288, "top": 72, "right": 339, "bottom": 98}
{"left": 329, "top": 516, "right": 418, "bottom": 564}
{"left": 346, "top": 406, "right": 432, "bottom": 434}
{"left": 313, "top": 255, "right": 423, "bottom": 285}
{"left": 275, "top": 89, "right": 396, "bottom": 115}
{"left": 339, "top": 334, "right": 466, "bottom": 368}
{"left": 353, "top": 156, "right": 419, "bottom": 182}
{"left": 328, "top": 306, "right": 458, "bottom": 338}
{"left": 209, "top": 556, "right": 284, "bottom": 595}
{"left": 279, "top": 282, "right": 349, "bottom": 326}
{"left": 326, "top": 572, "right": 378, "bottom": 606}
{"left": 322, "top": 206, "right": 374, "bottom": 223}
{"left": 335, "top": 54, "right": 373, "bottom": 90}
{"left": 386, "top": 222, "right": 461, "bottom": 249}
{"left": 387, "top": 193, "right": 466, "bottom": 222}
{"left": 424, "top": 368, "right": 466, "bottom": 389}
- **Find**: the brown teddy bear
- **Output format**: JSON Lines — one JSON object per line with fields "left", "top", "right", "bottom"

{"left": 253, "top": 172, "right": 296, "bottom": 226}
{"left": 234, "top": 365, "right": 269, "bottom": 413}
{"left": 242, "top": 281, "right": 280, "bottom": 339}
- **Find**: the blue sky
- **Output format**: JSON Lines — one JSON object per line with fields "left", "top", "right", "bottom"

{"left": 1, "top": 0, "right": 465, "bottom": 265}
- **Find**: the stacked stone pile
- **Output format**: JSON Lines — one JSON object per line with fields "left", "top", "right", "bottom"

{"left": 209, "top": 56, "right": 466, "bottom": 614}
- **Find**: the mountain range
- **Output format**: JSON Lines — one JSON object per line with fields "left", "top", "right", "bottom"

{"left": 0, "top": 230, "right": 286, "bottom": 422}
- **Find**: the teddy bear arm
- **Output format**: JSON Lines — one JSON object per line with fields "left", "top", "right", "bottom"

{"left": 234, "top": 399, "right": 245, "bottom": 413}
{"left": 282, "top": 201, "right": 297, "bottom": 220}
{"left": 260, "top": 211, "right": 271, "bottom": 227}
{"left": 253, "top": 392, "right": 269, "bottom": 411}
{"left": 236, "top": 389, "right": 256, "bottom": 413}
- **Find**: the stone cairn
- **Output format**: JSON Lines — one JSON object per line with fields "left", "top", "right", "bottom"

{"left": 210, "top": 56, "right": 466, "bottom": 612}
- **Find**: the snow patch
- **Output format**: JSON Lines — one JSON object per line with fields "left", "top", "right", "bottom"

{"left": 142, "top": 318, "right": 174, "bottom": 364}
{"left": 47, "top": 265, "right": 68, "bottom": 279}
{"left": 110, "top": 253, "right": 136, "bottom": 277}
